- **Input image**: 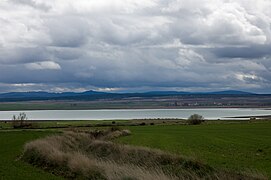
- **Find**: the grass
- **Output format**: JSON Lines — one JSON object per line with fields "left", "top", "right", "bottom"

{"left": 1, "top": 120, "right": 270, "bottom": 179}
{"left": 0, "top": 119, "right": 185, "bottom": 130}
{"left": 117, "top": 121, "right": 271, "bottom": 178}
{"left": 0, "top": 130, "right": 62, "bottom": 180}
{"left": 21, "top": 129, "right": 264, "bottom": 179}
{"left": 0, "top": 120, "right": 130, "bottom": 129}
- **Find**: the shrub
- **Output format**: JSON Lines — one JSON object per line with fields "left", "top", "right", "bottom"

{"left": 12, "top": 112, "right": 32, "bottom": 128}
{"left": 187, "top": 114, "right": 204, "bottom": 125}
{"left": 139, "top": 122, "right": 146, "bottom": 126}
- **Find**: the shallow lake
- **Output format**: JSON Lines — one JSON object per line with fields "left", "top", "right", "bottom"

{"left": 1, "top": 108, "right": 271, "bottom": 120}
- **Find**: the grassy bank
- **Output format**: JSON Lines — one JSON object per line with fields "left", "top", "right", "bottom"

{"left": 0, "top": 119, "right": 254, "bottom": 130}
{"left": 0, "top": 130, "right": 62, "bottom": 180}
{"left": 0, "top": 119, "right": 184, "bottom": 130}
{"left": 0, "top": 120, "right": 128, "bottom": 129}
{"left": 117, "top": 122, "right": 271, "bottom": 178}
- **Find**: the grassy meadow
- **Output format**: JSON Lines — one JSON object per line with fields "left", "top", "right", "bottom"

{"left": 0, "top": 130, "right": 62, "bottom": 180}
{"left": 117, "top": 121, "right": 271, "bottom": 178}
{"left": 0, "top": 120, "right": 130, "bottom": 129}
{"left": 0, "top": 120, "right": 270, "bottom": 179}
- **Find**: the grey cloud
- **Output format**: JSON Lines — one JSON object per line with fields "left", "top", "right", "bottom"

{"left": 0, "top": 47, "right": 50, "bottom": 64}
{"left": 170, "top": 1, "right": 270, "bottom": 47}
{"left": 0, "top": 0, "right": 271, "bottom": 93}
{"left": 45, "top": 16, "right": 89, "bottom": 48}
{"left": 51, "top": 47, "right": 84, "bottom": 60}
{"left": 10, "top": 0, "right": 51, "bottom": 11}
{"left": 211, "top": 45, "right": 271, "bottom": 59}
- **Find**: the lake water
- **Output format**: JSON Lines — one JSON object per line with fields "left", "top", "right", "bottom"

{"left": 1, "top": 108, "right": 271, "bottom": 120}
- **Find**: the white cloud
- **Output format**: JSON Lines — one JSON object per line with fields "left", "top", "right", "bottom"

{"left": 0, "top": 0, "right": 271, "bottom": 92}
{"left": 25, "top": 61, "right": 61, "bottom": 70}
{"left": 236, "top": 73, "right": 259, "bottom": 81}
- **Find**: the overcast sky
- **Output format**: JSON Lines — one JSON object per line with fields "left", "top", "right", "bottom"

{"left": 1, "top": 0, "right": 271, "bottom": 93}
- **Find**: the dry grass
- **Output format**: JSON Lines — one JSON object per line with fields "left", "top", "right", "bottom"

{"left": 21, "top": 128, "right": 267, "bottom": 180}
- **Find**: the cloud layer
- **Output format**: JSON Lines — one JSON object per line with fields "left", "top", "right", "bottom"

{"left": 0, "top": 0, "right": 271, "bottom": 93}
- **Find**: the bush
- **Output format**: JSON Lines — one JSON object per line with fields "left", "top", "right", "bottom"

{"left": 12, "top": 112, "right": 32, "bottom": 128}
{"left": 187, "top": 114, "right": 204, "bottom": 125}
{"left": 139, "top": 122, "right": 146, "bottom": 126}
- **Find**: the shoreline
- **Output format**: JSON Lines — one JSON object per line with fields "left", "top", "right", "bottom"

{"left": 1, "top": 108, "right": 271, "bottom": 121}
{"left": 0, "top": 106, "right": 271, "bottom": 111}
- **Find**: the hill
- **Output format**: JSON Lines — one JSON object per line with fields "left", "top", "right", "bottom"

{"left": 0, "top": 90, "right": 258, "bottom": 102}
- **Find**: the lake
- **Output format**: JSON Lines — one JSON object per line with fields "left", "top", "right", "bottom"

{"left": 1, "top": 108, "right": 271, "bottom": 120}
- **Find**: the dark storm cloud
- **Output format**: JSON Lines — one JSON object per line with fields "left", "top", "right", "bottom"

{"left": 0, "top": 0, "right": 271, "bottom": 93}
{"left": 52, "top": 48, "right": 84, "bottom": 60}
{"left": 212, "top": 45, "right": 271, "bottom": 59}
{"left": 0, "top": 47, "right": 49, "bottom": 64}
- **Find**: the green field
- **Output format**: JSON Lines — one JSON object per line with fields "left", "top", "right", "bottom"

{"left": 0, "top": 130, "right": 62, "bottom": 180}
{"left": 0, "top": 121, "right": 271, "bottom": 179}
{"left": 0, "top": 120, "right": 130, "bottom": 129}
{"left": 117, "top": 122, "right": 271, "bottom": 178}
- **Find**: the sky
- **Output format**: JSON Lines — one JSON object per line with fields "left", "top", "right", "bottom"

{"left": 0, "top": 0, "right": 271, "bottom": 93}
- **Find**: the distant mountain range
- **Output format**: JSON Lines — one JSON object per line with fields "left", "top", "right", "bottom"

{"left": 0, "top": 90, "right": 258, "bottom": 102}
{"left": 144, "top": 90, "right": 255, "bottom": 95}
{"left": 0, "top": 90, "right": 106, "bottom": 98}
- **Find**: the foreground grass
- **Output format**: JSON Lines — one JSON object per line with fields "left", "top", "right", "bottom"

{"left": 21, "top": 129, "right": 265, "bottom": 179}
{"left": 1, "top": 121, "right": 270, "bottom": 179}
{"left": 117, "top": 122, "right": 271, "bottom": 178}
{"left": 0, "top": 130, "right": 62, "bottom": 180}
